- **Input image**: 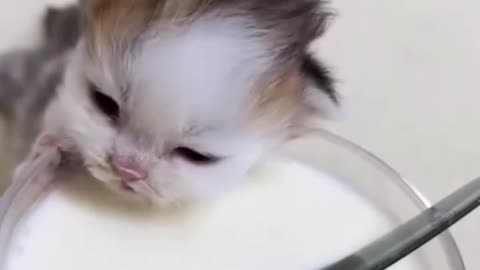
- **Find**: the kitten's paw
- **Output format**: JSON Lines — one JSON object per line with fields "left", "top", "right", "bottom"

{"left": 12, "top": 134, "right": 65, "bottom": 183}
{"left": 37, "top": 134, "right": 62, "bottom": 147}
{"left": 31, "top": 134, "right": 74, "bottom": 160}
{"left": 30, "top": 134, "right": 61, "bottom": 159}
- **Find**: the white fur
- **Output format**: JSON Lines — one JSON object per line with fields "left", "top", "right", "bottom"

{"left": 42, "top": 15, "right": 283, "bottom": 206}
{"left": 131, "top": 16, "right": 272, "bottom": 134}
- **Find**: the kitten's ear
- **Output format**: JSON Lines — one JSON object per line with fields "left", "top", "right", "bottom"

{"left": 43, "top": 4, "right": 81, "bottom": 51}
{"left": 300, "top": 54, "right": 340, "bottom": 119}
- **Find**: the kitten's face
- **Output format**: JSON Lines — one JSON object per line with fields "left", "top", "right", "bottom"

{"left": 46, "top": 0, "right": 337, "bottom": 206}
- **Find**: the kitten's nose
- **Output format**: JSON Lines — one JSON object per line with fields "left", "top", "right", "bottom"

{"left": 109, "top": 155, "right": 148, "bottom": 182}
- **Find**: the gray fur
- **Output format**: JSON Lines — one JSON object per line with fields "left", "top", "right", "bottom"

{"left": 44, "top": 5, "right": 81, "bottom": 52}
{"left": 0, "top": 4, "right": 81, "bottom": 161}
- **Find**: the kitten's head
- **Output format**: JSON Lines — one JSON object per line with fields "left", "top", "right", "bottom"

{"left": 50, "top": 0, "right": 338, "bottom": 206}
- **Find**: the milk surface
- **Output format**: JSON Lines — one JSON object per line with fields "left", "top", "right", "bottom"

{"left": 4, "top": 158, "right": 423, "bottom": 270}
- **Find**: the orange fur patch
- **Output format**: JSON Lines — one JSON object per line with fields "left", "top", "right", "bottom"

{"left": 84, "top": 0, "right": 216, "bottom": 55}
{"left": 247, "top": 72, "right": 304, "bottom": 134}
{"left": 84, "top": 0, "right": 156, "bottom": 55}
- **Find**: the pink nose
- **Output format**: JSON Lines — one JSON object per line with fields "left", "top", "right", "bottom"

{"left": 110, "top": 156, "right": 148, "bottom": 182}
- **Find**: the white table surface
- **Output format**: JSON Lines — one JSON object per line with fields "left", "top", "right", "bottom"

{"left": 1, "top": 0, "right": 479, "bottom": 269}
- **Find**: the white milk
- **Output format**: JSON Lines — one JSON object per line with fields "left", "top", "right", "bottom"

{"left": 3, "top": 157, "right": 423, "bottom": 270}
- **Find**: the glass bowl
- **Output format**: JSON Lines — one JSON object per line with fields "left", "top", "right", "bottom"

{"left": 0, "top": 131, "right": 465, "bottom": 269}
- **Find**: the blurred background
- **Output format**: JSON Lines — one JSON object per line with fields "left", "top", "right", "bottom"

{"left": 0, "top": 0, "right": 479, "bottom": 268}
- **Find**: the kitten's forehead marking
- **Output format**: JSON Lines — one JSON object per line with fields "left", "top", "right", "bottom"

{"left": 84, "top": 0, "right": 330, "bottom": 61}
{"left": 84, "top": 0, "right": 220, "bottom": 58}
{"left": 127, "top": 15, "right": 274, "bottom": 139}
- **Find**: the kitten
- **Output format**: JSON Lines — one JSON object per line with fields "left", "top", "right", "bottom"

{"left": 5, "top": 0, "right": 338, "bottom": 206}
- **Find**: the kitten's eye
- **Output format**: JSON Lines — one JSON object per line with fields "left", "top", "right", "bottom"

{"left": 89, "top": 83, "right": 120, "bottom": 120}
{"left": 173, "top": 147, "right": 219, "bottom": 165}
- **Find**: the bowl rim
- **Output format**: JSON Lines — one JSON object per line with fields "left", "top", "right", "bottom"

{"left": 0, "top": 130, "right": 465, "bottom": 269}
{"left": 296, "top": 129, "right": 465, "bottom": 270}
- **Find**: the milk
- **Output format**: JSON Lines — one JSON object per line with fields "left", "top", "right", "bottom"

{"left": 3, "top": 158, "right": 423, "bottom": 270}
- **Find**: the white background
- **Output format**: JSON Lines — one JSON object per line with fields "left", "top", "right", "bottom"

{"left": 316, "top": 0, "right": 480, "bottom": 268}
{"left": 1, "top": 0, "right": 479, "bottom": 268}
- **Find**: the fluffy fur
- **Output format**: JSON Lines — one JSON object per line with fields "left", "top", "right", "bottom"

{"left": 6, "top": 0, "right": 338, "bottom": 207}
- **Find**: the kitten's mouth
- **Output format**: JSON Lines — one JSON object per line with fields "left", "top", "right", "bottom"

{"left": 120, "top": 180, "right": 136, "bottom": 193}
{"left": 84, "top": 162, "right": 160, "bottom": 199}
